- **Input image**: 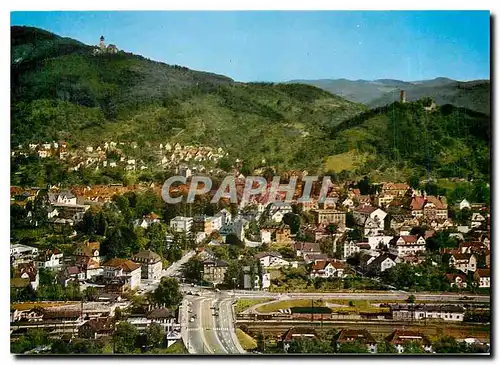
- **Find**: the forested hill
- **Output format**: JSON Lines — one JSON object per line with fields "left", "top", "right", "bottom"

{"left": 289, "top": 78, "right": 490, "bottom": 115}
{"left": 11, "top": 26, "right": 365, "bottom": 173}
{"left": 11, "top": 26, "right": 490, "bottom": 180}
{"left": 322, "top": 100, "right": 491, "bottom": 180}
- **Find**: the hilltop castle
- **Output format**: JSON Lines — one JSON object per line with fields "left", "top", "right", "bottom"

{"left": 93, "top": 36, "right": 118, "bottom": 55}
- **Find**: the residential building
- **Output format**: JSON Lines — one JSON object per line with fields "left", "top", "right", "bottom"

{"left": 381, "top": 182, "right": 410, "bottom": 197}
{"left": 78, "top": 317, "right": 115, "bottom": 339}
{"left": 409, "top": 195, "right": 448, "bottom": 220}
{"left": 35, "top": 249, "right": 63, "bottom": 269}
{"left": 170, "top": 216, "right": 193, "bottom": 233}
{"left": 254, "top": 252, "right": 290, "bottom": 268}
{"left": 59, "top": 266, "right": 86, "bottom": 286}
{"left": 449, "top": 253, "right": 477, "bottom": 274}
{"left": 457, "top": 199, "right": 471, "bottom": 210}
{"left": 353, "top": 206, "right": 387, "bottom": 235}
{"left": 202, "top": 259, "right": 228, "bottom": 284}
{"left": 48, "top": 191, "right": 77, "bottom": 205}
{"left": 367, "top": 253, "right": 400, "bottom": 274}
{"left": 445, "top": 273, "right": 468, "bottom": 289}
{"left": 474, "top": 268, "right": 490, "bottom": 288}
{"left": 76, "top": 256, "right": 102, "bottom": 279}
{"left": 12, "top": 263, "right": 39, "bottom": 290}
{"left": 312, "top": 209, "right": 346, "bottom": 228}
{"left": 260, "top": 229, "right": 272, "bottom": 244}
{"left": 294, "top": 242, "right": 321, "bottom": 257}
{"left": 342, "top": 240, "right": 360, "bottom": 259}
{"left": 10, "top": 244, "right": 38, "bottom": 258}
{"left": 310, "top": 260, "right": 345, "bottom": 278}
{"left": 471, "top": 213, "right": 486, "bottom": 228}
{"left": 332, "top": 329, "right": 377, "bottom": 353}
{"left": 243, "top": 266, "right": 271, "bottom": 290}
{"left": 132, "top": 250, "right": 163, "bottom": 280}
{"left": 74, "top": 241, "right": 101, "bottom": 263}
{"left": 385, "top": 330, "right": 432, "bottom": 353}
{"left": 193, "top": 215, "right": 222, "bottom": 235}
{"left": 280, "top": 327, "right": 319, "bottom": 352}
{"left": 388, "top": 235, "right": 426, "bottom": 257}
{"left": 367, "top": 235, "right": 393, "bottom": 250}
{"left": 102, "top": 258, "right": 142, "bottom": 290}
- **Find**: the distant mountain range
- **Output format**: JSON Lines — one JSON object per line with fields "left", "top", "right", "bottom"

{"left": 10, "top": 26, "right": 490, "bottom": 181}
{"left": 288, "top": 77, "right": 490, "bottom": 115}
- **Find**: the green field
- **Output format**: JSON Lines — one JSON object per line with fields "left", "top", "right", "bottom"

{"left": 236, "top": 328, "right": 257, "bottom": 351}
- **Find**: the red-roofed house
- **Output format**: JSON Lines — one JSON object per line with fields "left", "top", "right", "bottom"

{"left": 389, "top": 235, "right": 426, "bottom": 257}
{"left": 310, "top": 260, "right": 345, "bottom": 278}
{"left": 102, "top": 258, "right": 142, "bottom": 289}
{"left": 445, "top": 273, "right": 468, "bottom": 288}
{"left": 474, "top": 268, "right": 490, "bottom": 288}
{"left": 449, "top": 253, "right": 477, "bottom": 274}
{"left": 410, "top": 195, "right": 448, "bottom": 220}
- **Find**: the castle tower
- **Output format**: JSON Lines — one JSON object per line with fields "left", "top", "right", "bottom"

{"left": 400, "top": 90, "right": 406, "bottom": 103}
{"left": 99, "top": 36, "right": 105, "bottom": 48}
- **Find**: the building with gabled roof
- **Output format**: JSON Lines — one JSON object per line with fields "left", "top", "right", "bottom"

{"left": 132, "top": 249, "right": 162, "bottom": 280}
{"left": 310, "top": 259, "right": 345, "bottom": 278}
{"left": 102, "top": 258, "right": 141, "bottom": 289}
{"left": 385, "top": 329, "right": 432, "bottom": 353}
{"left": 449, "top": 253, "right": 477, "bottom": 274}
{"left": 474, "top": 268, "right": 490, "bottom": 288}
{"left": 332, "top": 329, "right": 377, "bottom": 353}
{"left": 280, "top": 327, "right": 319, "bottom": 352}
{"left": 75, "top": 241, "right": 101, "bottom": 263}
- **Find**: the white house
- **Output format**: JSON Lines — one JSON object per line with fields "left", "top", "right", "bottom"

{"left": 474, "top": 268, "right": 490, "bottom": 288}
{"left": 367, "top": 253, "right": 400, "bottom": 273}
{"left": 102, "top": 258, "right": 142, "bottom": 290}
{"left": 260, "top": 229, "right": 272, "bottom": 244}
{"left": 254, "top": 252, "right": 290, "bottom": 268}
{"left": 310, "top": 260, "right": 345, "bottom": 278}
{"left": 170, "top": 216, "right": 193, "bottom": 233}
{"left": 367, "top": 235, "right": 393, "bottom": 250}
{"left": 449, "top": 253, "right": 477, "bottom": 274}
{"left": 458, "top": 199, "right": 471, "bottom": 210}
{"left": 243, "top": 266, "right": 271, "bottom": 290}
{"left": 10, "top": 244, "right": 38, "bottom": 258}
{"left": 389, "top": 235, "right": 426, "bottom": 257}
{"left": 269, "top": 202, "right": 293, "bottom": 223}
{"left": 35, "top": 249, "right": 63, "bottom": 269}
{"left": 471, "top": 213, "right": 486, "bottom": 228}
{"left": 132, "top": 250, "right": 163, "bottom": 280}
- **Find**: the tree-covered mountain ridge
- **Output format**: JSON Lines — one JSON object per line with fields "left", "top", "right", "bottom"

{"left": 11, "top": 26, "right": 490, "bottom": 180}
{"left": 289, "top": 77, "right": 490, "bottom": 115}
{"left": 11, "top": 26, "right": 366, "bottom": 173}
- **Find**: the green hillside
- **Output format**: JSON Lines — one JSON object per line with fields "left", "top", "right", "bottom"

{"left": 11, "top": 26, "right": 365, "bottom": 174}
{"left": 11, "top": 26, "right": 490, "bottom": 181}
{"left": 324, "top": 100, "right": 491, "bottom": 180}
{"left": 290, "top": 77, "right": 490, "bottom": 115}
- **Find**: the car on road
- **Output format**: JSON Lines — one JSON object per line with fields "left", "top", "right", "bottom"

{"left": 190, "top": 317, "right": 195, "bottom": 322}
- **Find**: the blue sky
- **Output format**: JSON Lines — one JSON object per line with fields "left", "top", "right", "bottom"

{"left": 11, "top": 11, "right": 490, "bottom": 82}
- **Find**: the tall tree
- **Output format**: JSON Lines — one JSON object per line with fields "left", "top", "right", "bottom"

{"left": 145, "top": 323, "right": 165, "bottom": 349}
{"left": 152, "top": 277, "right": 182, "bottom": 308}
{"left": 113, "top": 322, "right": 139, "bottom": 354}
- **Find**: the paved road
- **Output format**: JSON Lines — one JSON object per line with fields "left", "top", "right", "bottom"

{"left": 181, "top": 292, "right": 246, "bottom": 355}
{"left": 226, "top": 290, "right": 490, "bottom": 303}
{"left": 213, "top": 295, "right": 246, "bottom": 354}
{"left": 138, "top": 250, "right": 195, "bottom": 294}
